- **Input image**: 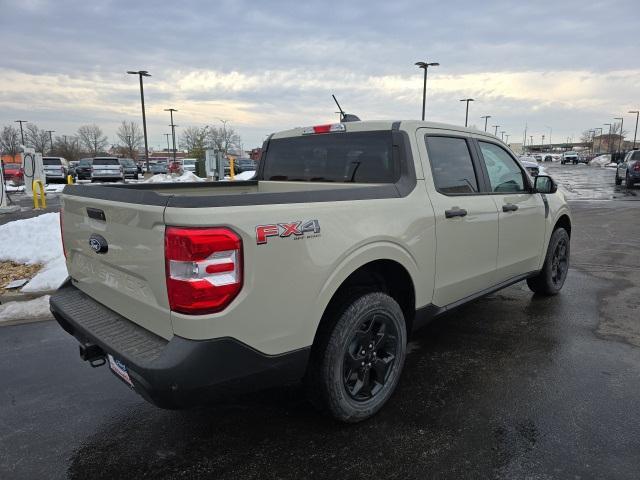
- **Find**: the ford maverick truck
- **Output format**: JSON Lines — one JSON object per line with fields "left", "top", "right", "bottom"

{"left": 50, "top": 120, "right": 571, "bottom": 422}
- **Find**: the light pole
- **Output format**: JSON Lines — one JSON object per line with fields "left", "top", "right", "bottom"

{"left": 415, "top": 61, "right": 439, "bottom": 121}
{"left": 629, "top": 110, "right": 639, "bottom": 149}
{"left": 480, "top": 115, "right": 491, "bottom": 132}
{"left": 165, "top": 108, "right": 178, "bottom": 162}
{"left": 460, "top": 98, "right": 474, "bottom": 127}
{"left": 604, "top": 123, "right": 612, "bottom": 154}
{"left": 492, "top": 125, "right": 500, "bottom": 136}
{"left": 15, "top": 120, "right": 27, "bottom": 145}
{"left": 500, "top": 131, "right": 505, "bottom": 141}
{"left": 505, "top": 134, "right": 510, "bottom": 144}
{"left": 541, "top": 134, "right": 545, "bottom": 146}
{"left": 614, "top": 117, "right": 624, "bottom": 154}
{"left": 163, "top": 133, "right": 171, "bottom": 158}
{"left": 46, "top": 130, "right": 55, "bottom": 153}
{"left": 530, "top": 135, "right": 534, "bottom": 148}
{"left": 127, "top": 70, "right": 151, "bottom": 172}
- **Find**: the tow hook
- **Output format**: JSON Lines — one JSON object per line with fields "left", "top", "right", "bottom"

{"left": 79, "top": 343, "right": 106, "bottom": 368}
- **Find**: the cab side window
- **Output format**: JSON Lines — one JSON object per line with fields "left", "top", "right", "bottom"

{"left": 425, "top": 136, "right": 479, "bottom": 194}
{"left": 478, "top": 142, "right": 527, "bottom": 193}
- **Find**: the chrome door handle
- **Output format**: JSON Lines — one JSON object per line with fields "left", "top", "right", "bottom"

{"left": 502, "top": 203, "right": 519, "bottom": 212}
{"left": 445, "top": 207, "right": 468, "bottom": 218}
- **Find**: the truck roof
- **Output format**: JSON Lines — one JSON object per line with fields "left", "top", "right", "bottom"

{"left": 270, "top": 120, "right": 501, "bottom": 141}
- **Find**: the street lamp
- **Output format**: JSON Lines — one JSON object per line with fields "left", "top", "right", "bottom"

{"left": 505, "top": 134, "right": 510, "bottom": 144}
{"left": 164, "top": 108, "right": 178, "bottom": 162}
{"left": 629, "top": 110, "right": 639, "bottom": 149}
{"left": 163, "top": 133, "right": 171, "bottom": 158}
{"left": 415, "top": 61, "right": 439, "bottom": 121}
{"left": 127, "top": 70, "right": 151, "bottom": 172}
{"left": 492, "top": 124, "right": 500, "bottom": 136}
{"left": 614, "top": 117, "right": 624, "bottom": 154}
{"left": 541, "top": 134, "right": 545, "bottom": 146}
{"left": 604, "top": 123, "right": 612, "bottom": 154}
{"left": 500, "top": 131, "right": 505, "bottom": 141}
{"left": 544, "top": 125, "right": 552, "bottom": 148}
{"left": 459, "top": 98, "right": 474, "bottom": 127}
{"left": 480, "top": 115, "right": 491, "bottom": 132}
{"left": 46, "top": 130, "right": 55, "bottom": 153}
{"left": 14, "top": 120, "right": 27, "bottom": 145}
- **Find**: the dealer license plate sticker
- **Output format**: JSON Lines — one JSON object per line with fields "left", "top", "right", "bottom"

{"left": 108, "top": 354, "right": 133, "bottom": 387}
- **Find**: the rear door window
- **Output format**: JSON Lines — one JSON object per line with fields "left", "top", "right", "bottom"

{"left": 424, "top": 136, "right": 479, "bottom": 194}
{"left": 262, "top": 131, "right": 398, "bottom": 183}
{"left": 42, "top": 158, "right": 62, "bottom": 165}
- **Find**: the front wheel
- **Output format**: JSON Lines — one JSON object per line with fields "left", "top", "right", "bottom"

{"left": 626, "top": 172, "right": 634, "bottom": 189}
{"left": 308, "top": 292, "right": 407, "bottom": 423}
{"left": 527, "top": 228, "right": 570, "bottom": 296}
{"left": 615, "top": 172, "right": 622, "bottom": 185}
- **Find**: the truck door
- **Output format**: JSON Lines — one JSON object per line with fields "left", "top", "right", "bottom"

{"left": 417, "top": 131, "right": 499, "bottom": 307}
{"left": 474, "top": 140, "right": 546, "bottom": 281}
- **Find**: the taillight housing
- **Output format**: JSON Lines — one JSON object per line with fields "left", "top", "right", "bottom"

{"left": 633, "top": 161, "right": 640, "bottom": 172}
{"left": 165, "top": 227, "right": 243, "bottom": 315}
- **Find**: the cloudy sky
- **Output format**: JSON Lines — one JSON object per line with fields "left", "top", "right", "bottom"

{"left": 1, "top": 0, "right": 639, "bottom": 149}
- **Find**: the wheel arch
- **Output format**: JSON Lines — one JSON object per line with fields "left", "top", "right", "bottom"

{"left": 554, "top": 213, "right": 572, "bottom": 237}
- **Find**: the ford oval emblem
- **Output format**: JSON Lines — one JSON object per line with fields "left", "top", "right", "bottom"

{"left": 89, "top": 234, "right": 108, "bottom": 254}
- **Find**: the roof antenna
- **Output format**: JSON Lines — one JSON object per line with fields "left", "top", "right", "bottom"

{"left": 332, "top": 95, "right": 360, "bottom": 122}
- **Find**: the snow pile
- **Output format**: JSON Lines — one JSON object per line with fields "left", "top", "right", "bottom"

{"left": 45, "top": 184, "right": 67, "bottom": 193}
{"left": 0, "top": 212, "right": 68, "bottom": 292}
{"left": 0, "top": 296, "right": 52, "bottom": 323}
{"left": 144, "top": 171, "right": 205, "bottom": 183}
{"left": 590, "top": 154, "right": 611, "bottom": 167}
{"left": 605, "top": 162, "right": 618, "bottom": 168}
{"left": 224, "top": 170, "right": 256, "bottom": 181}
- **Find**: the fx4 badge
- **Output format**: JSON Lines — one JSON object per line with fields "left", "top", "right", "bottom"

{"left": 256, "top": 220, "right": 321, "bottom": 245}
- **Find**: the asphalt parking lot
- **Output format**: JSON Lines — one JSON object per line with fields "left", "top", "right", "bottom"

{"left": 1, "top": 163, "right": 640, "bottom": 479}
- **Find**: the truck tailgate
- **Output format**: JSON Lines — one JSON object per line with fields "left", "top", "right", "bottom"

{"left": 61, "top": 195, "right": 172, "bottom": 339}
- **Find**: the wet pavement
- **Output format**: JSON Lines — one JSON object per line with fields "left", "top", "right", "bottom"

{"left": 1, "top": 163, "right": 640, "bottom": 479}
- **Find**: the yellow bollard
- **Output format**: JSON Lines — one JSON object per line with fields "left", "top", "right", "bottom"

{"left": 229, "top": 158, "right": 235, "bottom": 180}
{"left": 67, "top": 175, "right": 73, "bottom": 184}
{"left": 32, "top": 180, "right": 46, "bottom": 209}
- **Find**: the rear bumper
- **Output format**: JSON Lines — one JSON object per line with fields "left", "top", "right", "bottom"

{"left": 50, "top": 282, "right": 309, "bottom": 408}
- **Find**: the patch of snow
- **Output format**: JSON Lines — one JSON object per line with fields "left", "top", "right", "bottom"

{"left": 0, "top": 212, "right": 68, "bottom": 292}
{"left": 605, "top": 162, "right": 618, "bottom": 169}
{"left": 45, "top": 183, "right": 67, "bottom": 192}
{"left": 144, "top": 171, "right": 204, "bottom": 183}
{"left": 6, "top": 184, "right": 25, "bottom": 192}
{"left": 0, "top": 295, "right": 51, "bottom": 322}
{"left": 223, "top": 170, "right": 256, "bottom": 181}
{"left": 590, "top": 154, "right": 611, "bottom": 167}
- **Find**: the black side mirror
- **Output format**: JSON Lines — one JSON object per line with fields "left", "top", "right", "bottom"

{"left": 534, "top": 175, "right": 557, "bottom": 194}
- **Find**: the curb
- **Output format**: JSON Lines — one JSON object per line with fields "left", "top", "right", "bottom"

{"left": 0, "top": 290, "right": 57, "bottom": 304}
{"left": 0, "top": 315, "right": 54, "bottom": 327}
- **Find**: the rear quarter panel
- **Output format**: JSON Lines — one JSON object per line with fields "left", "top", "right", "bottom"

{"left": 164, "top": 183, "right": 436, "bottom": 355}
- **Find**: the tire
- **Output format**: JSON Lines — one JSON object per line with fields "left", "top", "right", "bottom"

{"left": 307, "top": 292, "right": 407, "bottom": 423}
{"left": 615, "top": 172, "right": 622, "bottom": 185}
{"left": 527, "top": 228, "right": 570, "bottom": 296}
{"left": 626, "top": 172, "right": 634, "bottom": 189}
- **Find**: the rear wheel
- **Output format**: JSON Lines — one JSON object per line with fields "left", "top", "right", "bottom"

{"left": 527, "top": 228, "right": 570, "bottom": 296}
{"left": 626, "top": 172, "right": 634, "bottom": 189}
{"left": 308, "top": 292, "right": 407, "bottom": 423}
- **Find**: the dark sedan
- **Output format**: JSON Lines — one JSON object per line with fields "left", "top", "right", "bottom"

{"left": 615, "top": 150, "right": 640, "bottom": 188}
{"left": 149, "top": 162, "right": 168, "bottom": 174}
{"left": 118, "top": 158, "right": 139, "bottom": 179}
{"left": 75, "top": 158, "right": 93, "bottom": 180}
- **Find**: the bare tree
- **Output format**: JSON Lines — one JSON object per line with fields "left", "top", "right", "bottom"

{"left": 25, "top": 123, "right": 50, "bottom": 154}
{"left": 580, "top": 129, "right": 594, "bottom": 144}
{"left": 180, "top": 126, "right": 208, "bottom": 159}
{"left": 77, "top": 124, "right": 108, "bottom": 156}
{"left": 0, "top": 125, "right": 21, "bottom": 160}
{"left": 206, "top": 123, "right": 241, "bottom": 155}
{"left": 116, "top": 121, "right": 143, "bottom": 159}
{"left": 53, "top": 136, "right": 83, "bottom": 161}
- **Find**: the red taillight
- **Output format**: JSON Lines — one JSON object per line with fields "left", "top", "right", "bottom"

{"left": 633, "top": 162, "right": 640, "bottom": 172}
{"left": 165, "top": 227, "right": 243, "bottom": 315}
{"left": 59, "top": 210, "right": 66, "bottom": 259}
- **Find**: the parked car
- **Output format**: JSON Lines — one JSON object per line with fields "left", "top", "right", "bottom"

{"left": 118, "top": 158, "right": 139, "bottom": 180}
{"left": 543, "top": 154, "right": 553, "bottom": 162}
{"left": 168, "top": 160, "right": 182, "bottom": 174}
{"left": 75, "top": 158, "right": 93, "bottom": 180}
{"left": 533, "top": 154, "right": 542, "bottom": 161}
{"left": 518, "top": 157, "right": 541, "bottom": 177}
{"left": 91, "top": 157, "right": 124, "bottom": 182}
{"left": 235, "top": 157, "right": 257, "bottom": 174}
{"left": 42, "top": 157, "right": 69, "bottom": 183}
{"left": 52, "top": 120, "right": 571, "bottom": 423}
{"left": 182, "top": 158, "right": 197, "bottom": 174}
{"left": 615, "top": 150, "right": 640, "bottom": 188}
{"left": 150, "top": 162, "right": 168, "bottom": 175}
{"left": 561, "top": 151, "right": 579, "bottom": 164}
{"left": 68, "top": 161, "right": 79, "bottom": 179}
{"left": 1, "top": 162, "right": 24, "bottom": 184}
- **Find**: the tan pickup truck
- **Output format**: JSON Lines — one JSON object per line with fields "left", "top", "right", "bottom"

{"left": 50, "top": 120, "right": 571, "bottom": 422}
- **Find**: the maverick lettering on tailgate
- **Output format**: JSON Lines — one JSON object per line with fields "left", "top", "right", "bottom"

{"left": 256, "top": 220, "right": 321, "bottom": 245}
